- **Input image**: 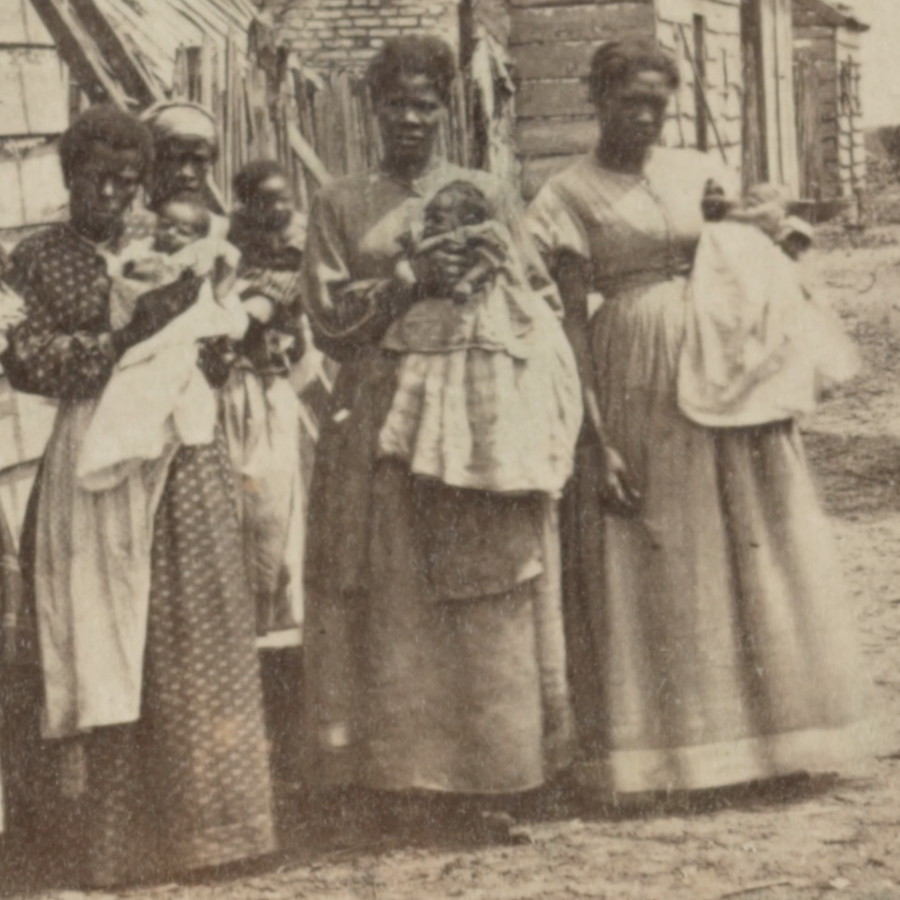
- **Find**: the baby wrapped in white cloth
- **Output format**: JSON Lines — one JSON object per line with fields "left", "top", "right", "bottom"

{"left": 78, "top": 195, "right": 248, "bottom": 490}
{"left": 678, "top": 184, "right": 859, "bottom": 427}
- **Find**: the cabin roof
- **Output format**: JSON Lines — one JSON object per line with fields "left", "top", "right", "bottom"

{"left": 794, "top": 0, "right": 870, "bottom": 32}
{"left": 93, "top": 0, "right": 256, "bottom": 92}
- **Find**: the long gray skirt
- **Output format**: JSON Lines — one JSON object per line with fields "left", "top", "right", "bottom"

{"left": 303, "top": 352, "right": 574, "bottom": 794}
{"left": 564, "top": 276, "right": 876, "bottom": 794}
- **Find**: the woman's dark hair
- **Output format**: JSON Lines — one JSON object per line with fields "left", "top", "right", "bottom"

{"left": 233, "top": 159, "right": 287, "bottom": 206}
{"left": 587, "top": 38, "right": 680, "bottom": 106}
{"left": 59, "top": 105, "right": 154, "bottom": 185}
{"left": 367, "top": 35, "right": 457, "bottom": 107}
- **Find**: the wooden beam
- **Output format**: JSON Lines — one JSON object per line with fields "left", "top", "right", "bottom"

{"left": 510, "top": 3, "right": 654, "bottom": 45}
{"left": 67, "top": 0, "right": 165, "bottom": 108}
{"left": 510, "top": 0, "right": 651, "bottom": 7}
{"left": 287, "top": 124, "right": 332, "bottom": 188}
{"left": 678, "top": 22, "right": 729, "bottom": 164}
{"left": 516, "top": 117, "right": 596, "bottom": 158}
{"left": 518, "top": 80, "right": 591, "bottom": 119}
{"left": 27, "top": 0, "right": 130, "bottom": 107}
{"left": 206, "top": 173, "right": 228, "bottom": 215}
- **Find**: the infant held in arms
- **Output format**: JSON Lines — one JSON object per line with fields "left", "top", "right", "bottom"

{"left": 78, "top": 194, "right": 248, "bottom": 490}
{"left": 379, "top": 179, "right": 581, "bottom": 496}
{"left": 678, "top": 183, "right": 859, "bottom": 428}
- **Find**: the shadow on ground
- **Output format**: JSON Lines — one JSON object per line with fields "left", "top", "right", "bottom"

{"left": 805, "top": 430, "right": 900, "bottom": 519}
{"left": 0, "top": 774, "right": 851, "bottom": 897}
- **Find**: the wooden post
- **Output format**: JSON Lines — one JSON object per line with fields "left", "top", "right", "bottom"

{"left": 66, "top": 0, "right": 164, "bottom": 107}
{"left": 28, "top": 0, "right": 131, "bottom": 107}
{"left": 287, "top": 123, "right": 332, "bottom": 188}
{"left": 678, "top": 23, "right": 728, "bottom": 164}
{"left": 757, "top": 0, "right": 800, "bottom": 193}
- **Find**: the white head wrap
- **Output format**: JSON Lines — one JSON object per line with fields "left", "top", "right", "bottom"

{"left": 140, "top": 101, "right": 218, "bottom": 147}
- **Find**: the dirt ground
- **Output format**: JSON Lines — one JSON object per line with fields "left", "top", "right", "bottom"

{"left": 3, "top": 229, "right": 900, "bottom": 900}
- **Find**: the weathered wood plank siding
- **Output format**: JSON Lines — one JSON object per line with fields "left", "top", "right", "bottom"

{"left": 510, "top": 0, "right": 744, "bottom": 198}
{"left": 836, "top": 26, "right": 865, "bottom": 196}
{"left": 654, "top": 0, "right": 742, "bottom": 175}
{"left": 509, "top": 0, "right": 655, "bottom": 197}
{"left": 791, "top": 0, "right": 866, "bottom": 201}
{"left": 793, "top": 16, "right": 839, "bottom": 197}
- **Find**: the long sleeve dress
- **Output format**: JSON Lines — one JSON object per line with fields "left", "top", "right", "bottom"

{"left": 301, "top": 163, "right": 574, "bottom": 793}
{"left": 0, "top": 223, "right": 275, "bottom": 886}
{"left": 527, "top": 147, "right": 876, "bottom": 795}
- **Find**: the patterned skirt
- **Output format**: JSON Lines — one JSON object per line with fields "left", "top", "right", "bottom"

{"left": 4, "top": 431, "right": 275, "bottom": 887}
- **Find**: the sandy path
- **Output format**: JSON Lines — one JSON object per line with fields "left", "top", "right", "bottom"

{"left": 3, "top": 233, "right": 900, "bottom": 900}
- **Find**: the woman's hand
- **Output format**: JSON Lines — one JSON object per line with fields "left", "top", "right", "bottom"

{"left": 410, "top": 239, "right": 475, "bottom": 296}
{"left": 123, "top": 256, "right": 171, "bottom": 283}
{"left": 242, "top": 294, "right": 276, "bottom": 324}
{"left": 599, "top": 444, "right": 641, "bottom": 516}
{"left": 583, "top": 386, "right": 640, "bottom": 515}
{"left": 701, "top": 179, "right": 735, "bottom": 222}
{"left": 112, "top": 278, "right": 197, "bottom": 356}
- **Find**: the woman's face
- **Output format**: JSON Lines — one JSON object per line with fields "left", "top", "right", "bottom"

{"left": 153, "top": 136, "right": 215, "bottom": 203}
{"left": 376, "top": 73, "right": 444, "bottom": 166}
{"left": 597, "top": 70, "right": 673, "bottom": 158}
{"left": 247, "top": 174, "right": 294, "bottom": 233}
{"left": 69, "top": 140, "right": 143, "bottom": 241}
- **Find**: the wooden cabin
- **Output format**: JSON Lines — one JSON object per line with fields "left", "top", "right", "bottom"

{"left": 508, "top": 0, "right": 809, "bottom": 199}
{"left": 792, "top": 0, "right": 868, "bottom": 201}
{"left": 0, "top": 0, "right": 70, "bottom": 236}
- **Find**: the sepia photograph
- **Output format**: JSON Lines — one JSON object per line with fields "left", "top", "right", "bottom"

{"left": 0, "top": 0, "right": 897, "bottom": 897}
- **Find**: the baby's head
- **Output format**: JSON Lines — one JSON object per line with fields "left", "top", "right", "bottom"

{"left": 743, "top": 182, "right": 790, "bottom": 214}
{"left": 153, "top": 192, "right": 211, "bottom": 254}
{"left": 423, "top": 181, "right": 493, "bottom": 239}
{"left": 724, "top": 181, "right": 791, "bottom": 240}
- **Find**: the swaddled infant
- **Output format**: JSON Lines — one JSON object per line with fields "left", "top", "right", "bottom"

{"left": 109, "top": 194, "right": 239, "bottom": 326}
{"left": 678, "top": 182, "right": 858, "bottom": 427}
{"left": 378, "top": 179, "right": 582, "bottom": 496}
{"left": 78, "top": 194, "right": 248, "bottom": 491}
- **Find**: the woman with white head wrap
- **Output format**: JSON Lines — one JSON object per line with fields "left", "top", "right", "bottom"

{"left": 141, "top": 101, "right": 219, "bottom": 210}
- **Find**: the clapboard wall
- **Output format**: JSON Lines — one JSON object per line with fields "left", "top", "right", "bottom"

{"left": 510, "top": 0, "right": 743, "bottom": 199}
{"left": 793, "top": 2, "right": 839, "bottom": 198}
{"left": 655, "top": 0, "right": 742, "bottom": 169}
{"left": 835, "top": 21, "right": 865, "bottom": 198}
{"left": 792, "top": 0, "right": 866, "bottom": 200}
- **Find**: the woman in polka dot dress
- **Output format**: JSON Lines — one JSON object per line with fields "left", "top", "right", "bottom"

{"left": 0, "top": 106, "right": 275, "bottom": 887}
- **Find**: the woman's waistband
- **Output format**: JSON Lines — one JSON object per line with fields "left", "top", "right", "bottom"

{"left": 596, "top": 268, "right": 688, "bottom": 297}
